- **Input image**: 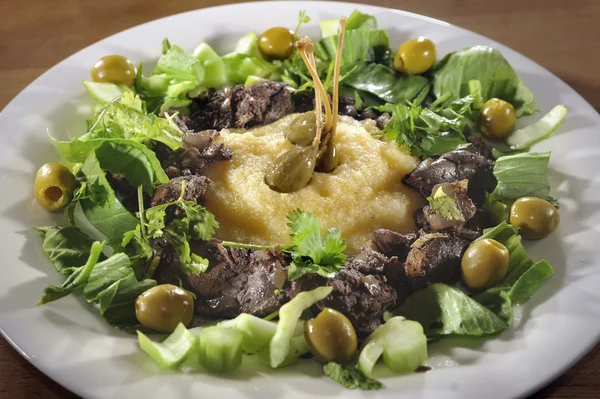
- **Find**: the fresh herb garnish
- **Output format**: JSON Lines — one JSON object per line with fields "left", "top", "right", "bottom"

{"left": 426, "top": 186, "right": 465, "bottom": 221}
{"left": 285, "top": 209, "right": 347, "bottom": 280}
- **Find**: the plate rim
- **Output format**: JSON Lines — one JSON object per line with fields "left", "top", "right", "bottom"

{"left": 1, "top": 1, "right": 599, "bottom": 398}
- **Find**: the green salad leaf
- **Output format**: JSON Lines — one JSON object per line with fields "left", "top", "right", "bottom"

{"left": 343, "top": 63, "right": 429, "bottom": 104}
{"left": 83, "top": 81, "right": 133, "bottom": 105}
{"left": 35, "top": 226, "right": 104, "bottom": 275}
{"left": 87, "top": 92, "right": 184, "bottom": 150}
{"left": 394, "top": 283, "right": 509, "bottom": 338}
{"left": 491, "top": 152, "right": 551, "bottom": 201}
{"left": 432, "top": 45, "right": 535, "bottom": 117}
{"left": 380, "top": 103, "right": 467, "bottom": 158}
{"left": 285, "top": 209, "right": 347, "bottom": 281}
{"left": 78, "top": 149, "right": 140, "bottom": 247}
{"left": 323, "top": 362, "right": 383, "bottom": 390}
{"left": 38, "top": 241, "right": 105, "bottom": 305}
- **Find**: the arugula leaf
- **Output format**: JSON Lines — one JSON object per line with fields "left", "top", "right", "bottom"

{"left": 35, "top": 226, "right": 103, "bottom": 275}
{"left": 343, "top": 63, "right": 429, "bottom": 104}
{"left": 426, "top": 186, "right": 465, "bottom": 221}
{"left": 491, "top": 152, "right": 551, "bottom": 201}
{"left": 285, "top": 210, "right": 347, "bottom": 280}
{"left": 394, "top": 283, "right": 509, "bottom": 338}
{"left": 38, "top": 241, "right": 105, "bottom": 305}
{"left": 323, "top": 362, "right": 383, "bottom": 390}
{"left": 432, "top": 45, "right": 535, "bottom": 117}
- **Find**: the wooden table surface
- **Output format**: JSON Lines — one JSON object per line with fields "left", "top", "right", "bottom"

{"left": 1, "top": 0, "right": 599, "bottom": 398}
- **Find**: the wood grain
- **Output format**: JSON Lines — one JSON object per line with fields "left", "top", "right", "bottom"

{"left": 1, "top": 0, "right": 598, "bottom": 398}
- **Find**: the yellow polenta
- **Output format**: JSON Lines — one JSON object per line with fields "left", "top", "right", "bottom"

{"left": 203, "top": 114, "right": 424, "bottom": 254}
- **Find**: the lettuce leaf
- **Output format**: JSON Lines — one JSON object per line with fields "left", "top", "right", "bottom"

{"left": 432, "top": 45, "right": 535, "bottom": 117}
{"left": 35, "top": 226, "right": 104, "bottom": 275}
{"left": 343, "top": 63, "right": 429, "bottom": 104}
{"left": 491, "top": 152, "right": 551, "bottom": 201}
{"left": 38, "top": 241, "right": 105, "bottom": 305}
{"left": 394, "top": 283, "right": 509, "bottom": 337}
{"left": 323, "top": 362, "right": 383, "bottom": 390}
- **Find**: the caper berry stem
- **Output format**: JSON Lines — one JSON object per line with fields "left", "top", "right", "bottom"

{"left": 330, "top": 17, "right": 347, "bottom": 143}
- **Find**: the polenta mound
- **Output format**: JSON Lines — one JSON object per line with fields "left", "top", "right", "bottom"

{"left": 203, "top": 114, "right": 424, "bottom": 253}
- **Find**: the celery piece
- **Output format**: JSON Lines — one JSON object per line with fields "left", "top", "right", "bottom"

{"left": 269, "top": 286, "right": 333, "bottom": 368}
{"left": 507, "top": 104, "right": 568, "bottom": 149}
{"left": 357, "top": 317, "right": 427, "bottom": 378}
{"left": 137, "top": 323, "right": 197, "bottom": 370}
{"left": 197, "top": 326, "right": 243, "bottom": 373}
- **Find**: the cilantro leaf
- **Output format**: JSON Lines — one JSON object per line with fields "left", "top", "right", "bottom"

{"left": 426, "top": 186, "right": 465, "bottom": 221}
{"left": 323, "top": 362, "right": 383, "bottom": 390}
{"left": 164, "top": 219, "right": 209, "bottom": 276}
{"left": 285, "top": 209, "right": 347, "bottom": 280}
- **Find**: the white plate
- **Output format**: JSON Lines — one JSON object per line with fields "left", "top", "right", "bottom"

{"left": 1, "top": 2, "right": 599, "bottom": 398}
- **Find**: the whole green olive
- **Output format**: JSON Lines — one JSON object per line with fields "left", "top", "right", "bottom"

{"left": 286, "top": 111, "right": 318, "bottom": 146}
{"left": 510, "top": 197, "right": 560, "bottom": 239}
{"left": 393, "top": 37, "right": 436, "bottom": 75}
{"left": 258, "top": 27, "right": 294, "bottom": 61}
{"left": 304, "top": 308, "right": 358, "bottom": 365}
{"left": 461, "top": 239, "right": 510, "bottom": 290}
{"left": 478, "top": 98, "right": 517, "bottom": 140}
{"left": 135, "top": 284, "right": 194, "bottom": 333}
{"left": 33, "top": 162, "right": 78, "bottom": 212}
{"left": 91, "top": 55, "right": 136, "bottom": 87}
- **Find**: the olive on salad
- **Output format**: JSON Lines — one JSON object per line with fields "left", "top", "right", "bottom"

{"left": 304, "top": 307, "right": 358, "bottom": 365}
{"left": 461, "top": 239, "right": 510, "bottom": 290}
{"left": 135, "top": 284, "right": 194, "bottom": 333}
{"left": 33, "top": 162, "right": 78, "bottom": 212}
{"left": 258, "top": 27, "right": 295, "bottom": 60}
{"left": 393, "top": 37, "right": 436, "bottom": 75}
{"left": 90, "top": 55, "right": 136, "bottom": 87}
{"left": 478, "top": 98, "right": 517, "bottom": 139}
{"left": 510, "top": 197, "right": 560, "bottom": 239}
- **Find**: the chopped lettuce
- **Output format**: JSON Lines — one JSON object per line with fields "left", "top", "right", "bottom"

{"left": 507, "top": 104, "right": 568, "bottom": 149}
{"left": 432, "top": 45, "right": 535, "bottom": 117}
{"left": 393, "top": 284, "right": 509, "bottom": 337}
{"left": 285, "top": 209, "right": 347, "bottom": 281}
{"left": 491, "top": 152, "right": 551, "bottom": 201}
{"left": 222, "top": 32, "right": 279, "bottom": 85}
{"left": 138, "top": 323, "right": 197, "bottom": 370}
{"left": 86, "top": 92, "right": 184, "bottom": 150}
{"left": 83, "top": 81, "right": 133, "bottom": 105}
{"left": 323, "top": 362, "right": 383, "bottom": 390}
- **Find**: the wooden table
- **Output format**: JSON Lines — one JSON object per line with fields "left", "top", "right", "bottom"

{"left": 1, "top": 0, "right": 598, "bottom": 397}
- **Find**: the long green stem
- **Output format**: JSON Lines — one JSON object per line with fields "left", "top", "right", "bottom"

{"left": 220, "top": 241, "right": 275, "bottom": 250}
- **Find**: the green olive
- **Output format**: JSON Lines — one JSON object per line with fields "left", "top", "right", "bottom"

{"left": 478, "top": 98, "right": 517, "bottom": 139}
{"left": 265, "top": 146, "right": 317, "bottom": 193}
{"left": 461, "top": 239, "right": 510, "bottom": 290}
{"left": 287, "top": 111, "right": 318, "bottom": 146}
{"left": 258, "top": 27, "right": 294, "bottom": 61}
{"left": 91, "top": 55, "right": 136, "bottom": 87}
{"left": 393, "top": 37, "right": 436, "bottom": 75}
{"left": 304, "top": 308, "right": 358, "bottom": 365}
{"left": 510, "top": 197, "right": 560, "bottom": 240}
{"left": 33, "top": 162, "right": 77, "bottom": 212}
{"left": 135, "top": 284, "right": 194, "bottom": 333}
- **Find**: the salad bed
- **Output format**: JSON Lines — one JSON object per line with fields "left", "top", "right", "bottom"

{"left": 33, "top": 10, "right": 566, "bottom": 390}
